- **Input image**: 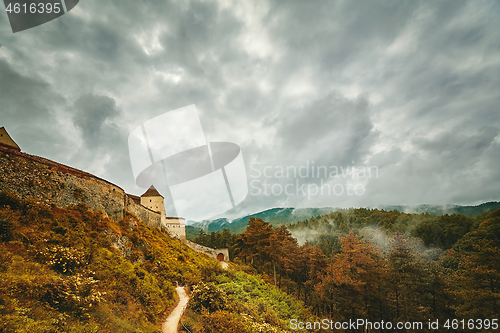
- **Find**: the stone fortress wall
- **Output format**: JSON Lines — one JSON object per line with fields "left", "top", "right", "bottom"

{"left": 185, "top": 240, "right": 229, "bottom": 262}
{"left": 165, "top": 217, "right": 186, "bottom": 241}
{"left": 0, "top": 144, "right": 161, "bottom": 230}
{"left": 0, "top": 144, "right": 127, "bottom": 221}
{"left": 125, "top": 194, "right": 162, "bottom": 228}
{"left": 141, "top": 195, "right": 166, "bottom": 218}
{"left": 0, "top": 141, "right": 228, "bottom": 261}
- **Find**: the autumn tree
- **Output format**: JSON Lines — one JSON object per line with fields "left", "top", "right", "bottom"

{"left": 315, "top": 231, "right": 387, "bottom": 321}
{"left": 449, "top": 209, "right": 500, "bottom": 318}
{"left": 235, "top": 217, "right": 273, "bottom": 267}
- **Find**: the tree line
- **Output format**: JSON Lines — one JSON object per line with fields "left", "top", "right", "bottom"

{"left": 193, "top": 208, "right": 500, "bottom": 331}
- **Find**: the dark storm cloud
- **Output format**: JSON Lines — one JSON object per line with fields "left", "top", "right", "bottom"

{"left": 0, "top": 0, "right": 498, "bottom": 217}
{"left": 274, "top": 93, "right": 374, "bottom": 165}
{"left": 67, "top": 93, "right": 133, "bottom": 192}
{"left": 69, "top": 94, "right": 131, "bottom": 187}
{"left": 0, "top": 58, "right": 69, "bottom": 158}
{"left": 414, "top": 126, "right": 498, "bottom": 163}
{"left": 0, "top": 58, "right": 54, "bottom": 121}
{"left": 73, "top": 93, "right": 120, "bottom": 148}
{"left": 363, "top": 126, "right": 499, "bottom": 207}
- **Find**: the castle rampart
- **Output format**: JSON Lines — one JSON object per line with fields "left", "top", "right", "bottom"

{"left": 185, "top": 240, "right": 229, "bottom": 262}
{"left": 0, "top": 145, "right": 161, "bottom": 228}
{"left": 0, "top": 145, "right": 126, "bottom": 220}
{"left": 124, "top": 194, "right": 162, "bottom": 228}
{"left": 165, "top": 217, "right": 186, "bottom": 240}
{"left": 0, "top": 138, "right": 228, "bottom": 262}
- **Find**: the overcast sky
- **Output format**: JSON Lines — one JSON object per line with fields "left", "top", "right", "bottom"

{"left": 0, "top": 0, "right": 499, "bottom": 220}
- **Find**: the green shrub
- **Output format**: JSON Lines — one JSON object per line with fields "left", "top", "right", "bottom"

{"left": 43, "top": 274, "right": 105, "bottom": 317}
{"left": 37, "top": 245, "right": 88, "bottom": 274}
{"left": 190, "top": 282, "right": 228, "bottom": 313}
{"left": 199, "top": 311, "right": 252, "bottom": 333}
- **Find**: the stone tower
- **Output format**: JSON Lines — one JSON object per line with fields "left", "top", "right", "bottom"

{"left": 140, "top": 185, "right": 186, "bottom": 241}
{"left": 140, "top": 185, "right": 166, "bottom": 217}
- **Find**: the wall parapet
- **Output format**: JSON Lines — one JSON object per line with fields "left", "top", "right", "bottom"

{"left": 124, "top": 194, "right": 162, "bottom": 228}
{"left": 185, "top": 240, "right": 230, "bottom": 262}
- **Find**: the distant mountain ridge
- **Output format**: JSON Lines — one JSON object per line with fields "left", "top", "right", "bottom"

{"left": 187, "top": 207, "right": 339, "bottom": 235}
{"left": 186, "top": 201, "right": 500, "bottom": 237}
{"left": 377, "top": 201, "right": 500, "bottom": 218}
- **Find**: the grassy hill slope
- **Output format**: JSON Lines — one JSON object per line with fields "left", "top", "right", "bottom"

{"left": 0, "top": 191, "right": 216, "bottom": 333}
{"left": 0, "top": 191, "right": 319, "bottom": 333}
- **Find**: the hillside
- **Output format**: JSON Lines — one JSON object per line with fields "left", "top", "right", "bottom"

{"left": 286, "top": 207, "right": 488, "bottom": 254}
{"left": 0, "top": 191, "right": 215, "bottom": 332}
{"left": 0, "top": 144, "right": 318, "bottom": 332}
{"left": 192, "top": 208, "right": 500, "bottom": 327}
{"left": 0, "top": 190, "right": 320, "bottom": 332}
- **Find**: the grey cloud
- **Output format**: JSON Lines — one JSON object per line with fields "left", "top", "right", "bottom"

{"left": 364, "top": 126, "right": 499, "bottom": 206}
{"left": 275, "top": 93, "right": 374, "bottom": 165}
{"left": 1, "top": 0, "right": 498, "bottom": 217}
{"left": 415, "top": 126, "right": 498, "bottom": 159}
{"left": 0, "top": 58, "right": 69, "bottom": 158}
{"left": 73, "top": 93, "right": 120, "bottom": 148}
{"left": 0, "top": 59, "right": 55, "bottom": 121}
{"left": 68, "top": 94, "right": 131, "bottom": 188}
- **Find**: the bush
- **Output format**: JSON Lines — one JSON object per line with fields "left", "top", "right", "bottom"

{"left": 199, "top": 311, "right": 252, "bottom": 333}
{"left": 190, "top": 282, "right": 228, "bottom": 313}
{"left": 37, "top": 245, "right": 88, "bottom": 274}
{"left": 0, "top": 191, "right": 21, "bottom": 210}
{"left": 0, "top": 219, "right": 13, "bottom": 241}
{"left": 43, "top": 274, "right": 105, "bottom": 317}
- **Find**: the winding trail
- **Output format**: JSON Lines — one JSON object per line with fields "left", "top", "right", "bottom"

{"left": 162, "top": 286, "right": 189, "bottom": 333}
{"left": 162, "top": 261, "right": 226, "bottom": 332}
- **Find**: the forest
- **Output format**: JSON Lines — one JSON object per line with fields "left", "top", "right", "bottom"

{"left": 192, "top": 207, "right": 500, "bottom": 330}
{"left": 1, "top": 186, "right": 499, "bottom": 332}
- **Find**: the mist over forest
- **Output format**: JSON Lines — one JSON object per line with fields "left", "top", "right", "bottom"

{"left": 193, "top": 206, "right": 500, "bottom": 325}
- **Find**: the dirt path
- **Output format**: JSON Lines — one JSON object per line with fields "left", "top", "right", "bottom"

{"left": 220, "top": 261, "right": 228, "bottom": 269}
{"left": 162, "top": 286, "right": 189, "bottom": 333}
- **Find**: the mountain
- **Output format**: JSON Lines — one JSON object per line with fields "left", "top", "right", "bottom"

{"left": 0, "top": 190, "right": 216, "bottom": 332}
{"left": 377, "top": 201, "right": 500, "bottom": 217}
{"left": 187, "top": 202, "right": 500, "bottom": 237}
{"left": 188, "top": 207, "right": 339, "bottom": 236}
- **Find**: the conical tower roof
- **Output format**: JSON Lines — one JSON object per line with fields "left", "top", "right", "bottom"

{"left": 0, "top": 127, "right": 21, "bottom": 151}
{"left": 140, "top": 185, "right": 163, "bottom": 198}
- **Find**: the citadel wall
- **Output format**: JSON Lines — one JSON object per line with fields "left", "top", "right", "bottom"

{"left": 0, "top": 145, "right": 160, "bottom": 228}
{"left": 0, "top": 145, "right": 125, "bottom": 220}
{"left": 0, "top": 144, "right": 228, "bottom": 261}
{"left": 185, "top": 240, "right": 229, "bottom": 262}
{"left": 165, "top": 217, "right": 186, "bottom": 240}
{"left": 124, "top": 194, "right": 162, "bottom": 228}
{"left": 141, "top": 195, "right": 165, "bottom": 217}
